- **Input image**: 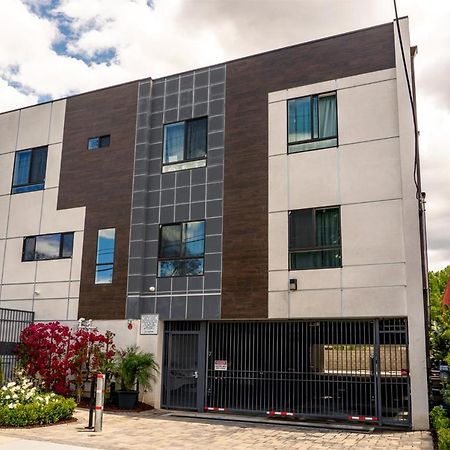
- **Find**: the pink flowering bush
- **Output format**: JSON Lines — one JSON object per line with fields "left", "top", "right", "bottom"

{"left": 17, "top": 322, "right": 115, "bottom": 399}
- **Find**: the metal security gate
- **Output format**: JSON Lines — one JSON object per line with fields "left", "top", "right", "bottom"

{"left": 205, "top": 318, "right": 410, "bottom": 427}
{"left": 0, "top": 308, "right": 34, "bottom": 381}
{"left": 162, "top": 321, "right": 206, "bottom": 411}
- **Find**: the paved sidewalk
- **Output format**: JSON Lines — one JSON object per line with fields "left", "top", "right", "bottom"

{"left": 0, "top": 409, "right": 433, "bottom": 449}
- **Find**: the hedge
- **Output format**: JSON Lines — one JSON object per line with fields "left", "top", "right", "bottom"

{"left": 0, "top": 397, "right": 76, "bottom": 427}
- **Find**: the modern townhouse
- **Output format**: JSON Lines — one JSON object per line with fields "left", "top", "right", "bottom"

{"left": 0, "top": 18, "right": 429, "bottom": 429}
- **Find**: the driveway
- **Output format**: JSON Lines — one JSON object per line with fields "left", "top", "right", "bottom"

{"left": 0, "top": 409, "right": 433, "bottom": 449}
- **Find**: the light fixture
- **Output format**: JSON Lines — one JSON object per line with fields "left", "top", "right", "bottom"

{"left": 289, "top": 279, "right": 297, "bottom": 291}
{"left": 148, "top": 286, "right": 156, "bottom": 292}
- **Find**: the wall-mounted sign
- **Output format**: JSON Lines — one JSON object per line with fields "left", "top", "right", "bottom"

{"left": 214, "top": 360, "right": 227, "bottom": 371}
{"left": 140, "top": 314, "right": 159, "bottom": 335}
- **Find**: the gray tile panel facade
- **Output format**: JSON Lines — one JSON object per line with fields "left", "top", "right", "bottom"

{"left": 127, "top": 66, "right": 226, "bottom": 320}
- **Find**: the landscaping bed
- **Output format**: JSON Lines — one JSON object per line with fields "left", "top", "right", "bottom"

{"left": 78, "top": 399, "right": 154, "bottom": 412}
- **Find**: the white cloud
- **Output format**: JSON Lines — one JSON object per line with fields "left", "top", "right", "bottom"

{"left": 0, "top": 77, "right": 37, "bottom": 111}
{"left": 0, "top": 0, "right": 449, "bottom": 270}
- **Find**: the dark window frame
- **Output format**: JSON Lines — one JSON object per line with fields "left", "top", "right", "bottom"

{"left": 287, "top": 91, "right": 338, "bottom": 154}
{"left": 87, "top": 135, "right": 111, "bottom": 151}
{"left": 162, "top": 117, "right": 208, "bottom": 167}
{"left": 288, "top": 206, "right": 342, "bottom": 270}
{"left": 157, "top": 220, "right": 205, "bottom": 278}
{"left": 11, "top": 146, "right": 48, "bottom": 194}
{"left": 22, "top": 232, "right": 74, "bottom": 262}
{"left": 94, "top": 228, "right": 116, "bottom": 285}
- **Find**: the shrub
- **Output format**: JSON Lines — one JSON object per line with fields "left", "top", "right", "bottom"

{"left": 431, "top": 406, "right": 450, "bottom": 430}
{"left": 0, "top": 375, "right": 76, "bottom": 427}
{"left": 438, "top": 428, "right": 450, "bottom": 450}
{"left": 18, "top": 322, "right": 115, "bottom": 398}
{"left": 0, "top": 397, "right": 76, "bottom": 427}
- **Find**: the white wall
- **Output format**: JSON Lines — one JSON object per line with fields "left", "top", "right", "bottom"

{"left": 61, "top": 319, "right": 162, "bottom": 408}
{"left": 0, "top": 101, "right": 85, "bottom": 320}
{"left": 267, "top": 18, "right": 428, "bottom": 429}
{"left": 268, "top": 67, "right": 404, "bottom": 319}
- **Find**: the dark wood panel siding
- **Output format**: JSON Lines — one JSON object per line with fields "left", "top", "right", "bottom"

{"left": 222, "top": 23, "right": 395, "bottom": 319}
{"left": 58, "top": 82, "right": 139, "bottom": 320}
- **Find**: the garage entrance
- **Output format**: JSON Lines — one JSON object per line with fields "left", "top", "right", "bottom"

{"left": 162, "top": 318, "right": 410, "bottom": 427}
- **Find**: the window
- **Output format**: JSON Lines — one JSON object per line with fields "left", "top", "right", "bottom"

{"left": 289, "top": 207, "right": 341, "bottom": 270}
{"left": 12, "top": 146, "right": 48, "bottom": 194}
{"left": 288, "top": 92, "right": 337, "bottom": 153}
{"left": 162, "top": 118, "right": 207, "bottom": 172}
{"left": 22, "top": 232, "right": 74, "bottom": 261}
{"left": 95, "top": 228, "right": 116, "bottom": 284}
{"left": 88, "top": 135, "right": 110, "bottom": 150}
{"left": 158, "top": 221, "right": 205, "bottom": 277}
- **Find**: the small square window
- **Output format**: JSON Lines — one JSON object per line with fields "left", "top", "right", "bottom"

{"left": 288, "top": 92, "right": 337, "bottom": 153}
{"left": 158, "top": 221, "right": 205, "bottom": 277}
{"left": 12, "top": 146, "right": 48, "bottom": 194}
{"left": 88, "top": 135, "right": 110, "bottom": 150}
{"left": 289, "top": 207, "right": 341, "bottom": 270}
{"left": 162, "top": 118, "right": 207, "bottom": 172}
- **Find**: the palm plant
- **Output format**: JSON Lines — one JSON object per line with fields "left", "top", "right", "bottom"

{"left": 114, "top": 346, "right": 159, "bottom": 392}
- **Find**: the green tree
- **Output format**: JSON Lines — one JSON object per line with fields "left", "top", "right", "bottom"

{"left": 429, "top": 266, "right": 450, "bottom": 321}
{"left": 429, "top": 266, "right": 450, "bottom": 366}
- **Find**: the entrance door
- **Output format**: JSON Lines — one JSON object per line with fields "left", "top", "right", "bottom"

{"left": 162, "top": 322, "right": 205, "bottom": 411}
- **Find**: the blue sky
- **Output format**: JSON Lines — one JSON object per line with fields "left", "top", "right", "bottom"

{"left": 0, "top": 0, "right": 449, "bottom": 270}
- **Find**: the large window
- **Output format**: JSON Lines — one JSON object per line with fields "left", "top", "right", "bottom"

{"left": 158, "top": 221, "right": 205, "bottom": 277}
{"left": 12, "top": 146, "right": 48, "bottom": 194}
{"left": 95, "top": 228, "right": 116, "bottom": 284}
{"left": 289, "top": 207, "right": 341, "bottom": 270}
{"left": 288, "top": 92, "right": 337, "bottom": 153}
{"left": 22, "top": 232, "right": 74, "bottom": 261}
{"left": 162, "top": 118, "right": 207, "bottom": 172}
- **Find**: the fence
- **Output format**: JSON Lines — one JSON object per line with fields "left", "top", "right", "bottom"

{"left": 0, "top": 308, "right": 34, "bottom": 382}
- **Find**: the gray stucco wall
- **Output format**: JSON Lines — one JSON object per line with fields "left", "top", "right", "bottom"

{"left": 126, "top": 65, "right": 226, "bottom": 320}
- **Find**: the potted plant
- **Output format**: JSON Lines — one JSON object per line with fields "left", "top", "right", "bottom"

{"left": 113, "top": 346, "right": 159, "bottom": 409}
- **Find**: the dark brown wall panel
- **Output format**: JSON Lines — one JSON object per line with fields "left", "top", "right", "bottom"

{"left": 58, "top": 82, "right": 138, "bottom": 320}
{"left": 222, "top": 23, "right": 395, "bottom": 319}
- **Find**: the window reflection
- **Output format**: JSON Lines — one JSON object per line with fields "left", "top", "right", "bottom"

{"left": 158, "top": 221, "right": 205, "bottom": 277}
{"left": 95, "top": 228, "right": 116, "bottom": 284}
{"left": 22, "top": 232, "right": 74, "bottom": 262}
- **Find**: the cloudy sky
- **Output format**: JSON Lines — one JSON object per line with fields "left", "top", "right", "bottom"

{"left": 0, "top": 0, "right": 448, "bottom": 270}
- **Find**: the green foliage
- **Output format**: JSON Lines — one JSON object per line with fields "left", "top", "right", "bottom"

{"left": 0, "top": 397, "right": 76, "bottom": 427}
{"left": 431, "top": 406, "right": 450, "bottom": 429}
{"left": 429, "top": 267, "right": 450, "bottom": 366}
{"left": 438, "top": 428, "right": 450, "bottom": 450}
{"left": 430, "top": 266, "right": 450, "bottom": 321}
{"left": 114, "top": 346, "right": 159, "bottom": 391}
{"left": 0, "top": 373, "right": 76, "bottom": 427}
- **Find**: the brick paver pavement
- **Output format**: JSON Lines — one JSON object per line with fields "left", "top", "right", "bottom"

{"left": 0, "top": 409, "right": 433, "bottom": 449}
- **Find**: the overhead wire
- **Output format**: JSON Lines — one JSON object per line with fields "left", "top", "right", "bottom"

{"left": 392, "top": 0, "right": 421, "bottom": 201}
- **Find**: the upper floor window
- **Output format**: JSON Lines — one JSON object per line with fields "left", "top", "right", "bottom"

{"left": 22, "top": 232, "right": 74, "bottom": 261}
{"left": 158, "top": 221, "right": 205, "bottom": 277}
{"left": 288, "top": 92, "right": 337, "bottom": 154}
{"left": 162, "top": 117, "right": 207, "bottom": 172}
{"left": 289, "top": 207, "right": 341, "bottom": 270}
{"left": 12, "top": 146, "right": 48, "bottom": 194}
{"left": 88, "top": 135, "right": 110, "bottom": 150}
{"left": 95, "top": 228, "right": 116, "bottom": 284}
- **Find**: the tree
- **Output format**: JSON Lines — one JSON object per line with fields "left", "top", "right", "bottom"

{"left": 429, "top": 266, "right": 450, "bottom": 321}
{"left": 429, "top": 266, "right": 450, "bottom": 367}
